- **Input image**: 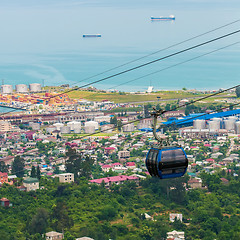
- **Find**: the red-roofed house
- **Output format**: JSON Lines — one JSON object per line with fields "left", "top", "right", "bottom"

{"left": 89, "top": 175, "right": 139, "bottom": 188}
{"left": 204, "top": 144, "right": 211, "bottom": 147}
{"left": 206, "top": 158, "right": 215, "bottom": 163}
{"left": 104, "top": 147, "right": 116, "bottom": 155}
{"left": 101, "top": 165, "right": 112, "bottom": 172}
{"left": 0, "top": 172, "right": 8, "bottom": 184}
{"left": 0, "top": 198, "right": 11, "bottom": 207}
{"left": 188, "top": 178, "right": 202, "bottom": 189}
{"left": 126, "top": 162, "right": 136, "bottom": 169}
{"left": 112, "top": 162, "right": 123, "bottom": 168}
{"left": 220, "top": 178, "right": 229, "bottom": 185}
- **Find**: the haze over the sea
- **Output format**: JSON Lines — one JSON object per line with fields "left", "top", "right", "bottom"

{"left": 0, "top": 0, "right": 240, "bottom": 91}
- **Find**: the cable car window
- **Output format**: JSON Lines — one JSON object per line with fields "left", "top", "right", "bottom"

{"left": 174, "top": 168, "right": 185, "bottom": 173}
{"left": 161, "top": 149, "right": 186, "bottom": 163}
{"left": 152, "top": 150, "right": 159, "bottom": 176}
{"left": 146, "top": 150, "right": 154, "bottom": 175}
{"left": 162, "top": 169, "right": 173, "bottom": 175}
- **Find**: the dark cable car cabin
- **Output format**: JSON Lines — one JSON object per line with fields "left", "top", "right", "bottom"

{"left": 146, "top": 146, "right": 188, "bottom": 179}
{"left": 145, "top": 108, "right": 188, "bottom": 179}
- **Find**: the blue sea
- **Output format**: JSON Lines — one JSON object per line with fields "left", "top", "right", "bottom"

{"left": 0, "top": 0, "right": 240, "bottom": 93}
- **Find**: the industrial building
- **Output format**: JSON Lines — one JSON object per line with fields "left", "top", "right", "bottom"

{"left": 16, "top": 84, "right": 28, "bottom": 93}
{"left": 29, "top": 83, "right": 41, "bottom": 92}
{"left": 164, "top": 109, "right": 240, "bottom": 127}
{"left": 1, "top": 85, "right": 13, "bottom": 94}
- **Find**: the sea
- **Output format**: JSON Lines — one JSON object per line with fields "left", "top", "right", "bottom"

{"left": 0, "top": 0, "right": 240, "bottom": 95}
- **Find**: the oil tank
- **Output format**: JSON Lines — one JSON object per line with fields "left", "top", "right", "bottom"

{"left": 224, "top": 119, "right": 235, "bottom": 131}
{"left": 228, "top": 116, "right": 237, "bottom": 120}
{"left": 1, "top": 85, "right": 13, "bottom": 94}
{"left": 67, "top": 121, "right": 82, "bottom": 131}
{"left": 101, "top": 124, "right": 114, "bottom": 133}
{"left": 29, "top": 122, "right": 40, "bottom": 130}
{"left": 16, "top": 84, "right": 28, "bottom": 93}
{"left": 84, "top": 125, "right": 95, "bottom": 134}
{"left": 74, "top": 128, "right": 81, "bottom": 134}
{"left": 123, "top": 123, "right": 134, "bottom": 132}
{"left": 60, "top": 126, "right": 71, "bottom": 134}
{"left": 193, "top": 119, "right": 206, "bottom": 129}
{"left": 53, "top": 123, "right": 64, "bottom": 130}
{"left": 46, "top": 127, "right": 56, "bottom": 134}
{"left": 29, "top": 83, "right": 41, "bottom": 92}
{"left": 208, "top": 120, "right": 220, "bottom": 131}
{"left": 85, "top": 121, "right": 99, "bottom": 130}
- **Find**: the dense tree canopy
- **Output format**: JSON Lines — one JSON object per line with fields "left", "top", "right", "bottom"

{"left": 12, "top": 156, "right": 25, "bottom": 178}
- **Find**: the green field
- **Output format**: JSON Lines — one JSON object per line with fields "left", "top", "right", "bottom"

{"left": 67, "top": 90, "right": 207, "bottom": 103}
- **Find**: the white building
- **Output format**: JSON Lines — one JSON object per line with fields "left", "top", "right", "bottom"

{"left": 0, "top": 121, "right": 11, "bottom": 132}
{"left": 23, "top": 177, "right": 39, "bottom": 191}
{"left": 58, "top": 173, "right": 74, "bottom": 183}
{"left": 169, "top": 213, "right": 183, "bottom": 222}
{"left": 45, "top": 231, "right": 64, "bottom": 240}
{"left": 167, "top": 230, "right": 185, "bottom": 240}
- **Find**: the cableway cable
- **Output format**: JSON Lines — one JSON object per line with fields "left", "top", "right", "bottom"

{"left": 0, "top": 30, "right": 239, "bottom": 118}
{"left": 69, "top": 19, "right": 240, "bottom": 86}
{"left": 49, "top": 29, "right": 240, "bottom": 100}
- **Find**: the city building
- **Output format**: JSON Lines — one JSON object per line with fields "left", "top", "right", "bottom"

{"left": 0, "top": 172, "right": 8, "bottom": 184}
{"left": 169, "top": 213, "right": 183, "bottom": 222}
{"left": 45, "top": 231, "right": 64, "bottom": 240}
{"left": 118, "top": 150, "right": 130, "bottom": 159}
{"left": 188, "top": 178, "right": 202, "bottom": 189}
{"left": 0, "top": 198, "right": 12, "bottom": 207}
{"left": 23, "top": 177, "right": 39, "bottom": 191}
{"left": 167, "top": 230, "right": 185, "bottom": 240}
{"left": 0, "top": 121, "right": 11, "bottom": 132}
{"left": 58, "top": 173, "right": 74, "bottom": 183}
{"left": 89, "top": 175, "right": 139, "bottom": 188}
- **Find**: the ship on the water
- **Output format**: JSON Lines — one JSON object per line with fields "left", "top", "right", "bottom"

{"left": 151, "top": 15, "right": 175, "bottom": 21}
{"left": 83, "top": 34, "right": 101, "bottom": 38}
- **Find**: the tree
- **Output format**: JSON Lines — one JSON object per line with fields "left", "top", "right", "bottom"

{"left": 29, "top": 208, "right": 49, "bottom": 234}
{"left": 30, "top": 166, "right": 36, "bottom": 178}
{"left": 117, "top": 120, "right": 122, "bottom": 131}
{"left": 51, "top": 201, "right": 74, "bottom": 231}
{"left": 65, "top": 148, "right": 94, "bottom": 179}
{"left": 0, "top": 161, "right": 8, "bottom": 173}
{"left": 12, "top": 156, "right": 25, "bottom": 178}
{"left": 37, "top": 165, "right": 41, "bottom": 180}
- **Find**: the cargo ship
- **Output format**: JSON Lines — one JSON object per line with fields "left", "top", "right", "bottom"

{"left": 83, "top": 34, "right": 101, "bottom": 38}
{"left": 151, "top": 15, "right": 175, "bottom": 21}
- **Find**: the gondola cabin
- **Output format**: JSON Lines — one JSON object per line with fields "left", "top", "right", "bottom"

{"left": 146, "top": 146, "right": 188, "bottom": 179}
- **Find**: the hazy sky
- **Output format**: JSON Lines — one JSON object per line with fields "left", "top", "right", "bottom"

{"left": 0, "top": 0, "right": 239, "bottom": 54}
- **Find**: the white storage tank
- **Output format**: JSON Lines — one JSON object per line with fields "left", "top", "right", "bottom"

{"left": 29, "top": 122, "right": 40, "bottom": 130}
{"left": 29, "top": 83, "right": 41, "bottom": 92}
{"left": 85, "top": 121, "right": 99, "bottom": 130}
{"left": 193, "top": 119, "right": 206, "bottom": 130}
{"left": 60, "top": 126, "right": 71, "bottom": 134}
{"left": 1, "top": 85, "right": 13, "bottom": 94}
{"left": 212, "top": 118, "right": 222, "bottom": 122}
{"left": 123, "top": 123, "right": 135, "bottom": 132}
{"left": 53, "top": 123, "right": 64, "bottom": 130}
{"left": 74, "top": 128, "right": 81, "bottom": 134}
{"left": 235, "top": 121, "right": 240, "bottom": 134}
{"left": 67, "top": 121, "right": 82, "bottom": 131}
{"left": 46, "top": 127, "right": 56, "bottom": 134}
{"left": 16, "top": 84, "right": 28, "bottom": 93}
{"left": 84, "top": 125, "right": 95, "bottom": 134}
{"left": 208, "top": 120, "right": 220, "bottom": 131}
{"left": 101, "top": 124, "right": 114, "bottom": 133}
{"left": 224, "top": 119, "right": 235, "bottom": 131}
